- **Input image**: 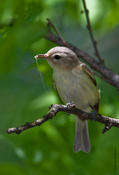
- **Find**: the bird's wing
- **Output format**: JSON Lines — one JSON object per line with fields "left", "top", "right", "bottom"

{"left": 80, "top": 63, "right": 100, "bottom": 112}
{"left": 80, "top": 63, "right": 97, "bottom": 86}
{"left": 72, "top": 63, "right": 100, "bottom": 112}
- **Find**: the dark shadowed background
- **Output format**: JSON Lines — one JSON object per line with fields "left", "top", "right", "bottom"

{"left": 0, "top": 0, "right": 119, "bottom": 175}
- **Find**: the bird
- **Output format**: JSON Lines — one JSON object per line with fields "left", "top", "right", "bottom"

{"left": 35, "top": 46, "right": 100, "bottom": 153}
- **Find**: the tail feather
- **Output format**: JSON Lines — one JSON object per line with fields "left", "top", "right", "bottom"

{"left": 74, "top": 117, "right": 90, "bottom": 153}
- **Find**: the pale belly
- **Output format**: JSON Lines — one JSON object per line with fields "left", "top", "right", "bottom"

{"left": 54, "top": 70, "right": 99, "bottom": 112}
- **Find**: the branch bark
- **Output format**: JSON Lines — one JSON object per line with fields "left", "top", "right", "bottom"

{"left": 7, "top": 103, "right": 119, "bottom": 135}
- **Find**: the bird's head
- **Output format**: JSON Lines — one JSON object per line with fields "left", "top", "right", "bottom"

{"left": 35, "top": 46, "right": 79, "bottom": 71}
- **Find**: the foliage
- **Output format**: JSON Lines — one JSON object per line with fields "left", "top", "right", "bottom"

{"left": 0, "top": 0, "right": 119, "bottom": 175}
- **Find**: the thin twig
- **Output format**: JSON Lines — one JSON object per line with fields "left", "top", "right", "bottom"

{"left": 7, "top": 103, "right": 119, "bottom": 135}
{"left": 82, "top": 0, "right": 104, "bottom": 63}
{"left": 47, "top": 18, "right": 64, "bottom": 40}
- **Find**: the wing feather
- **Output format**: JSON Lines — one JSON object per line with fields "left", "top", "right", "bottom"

{"left": 72, "top": 63, "right": 100, "bottom": 112}
{"left": 80, "top": 63, "right": 97, "bottom": 86}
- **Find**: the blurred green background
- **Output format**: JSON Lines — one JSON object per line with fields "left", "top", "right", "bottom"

{"left": 0, "top": 0, "right": 119, "bottom": 175}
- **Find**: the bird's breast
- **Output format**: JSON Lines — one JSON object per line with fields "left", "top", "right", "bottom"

{"left": 53, "top": 69, "right": 99, "bottom": 112}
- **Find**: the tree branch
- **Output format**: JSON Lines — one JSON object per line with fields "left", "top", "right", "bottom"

{"left": 45, "top": 19, "right": 119, "bottom": 91}
{"left": 7, "top": 103, "right": 119, "bottom": 135}
{"left": 82, "top": 0, "right": 104, "bottom": 63}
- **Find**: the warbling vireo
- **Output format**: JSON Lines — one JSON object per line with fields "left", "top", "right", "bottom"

{"left": 35, "top": 46, "right": 100, "bottom": 153}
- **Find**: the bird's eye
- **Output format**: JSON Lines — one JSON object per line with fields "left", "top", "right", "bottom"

{"left": 54, "top": 55, "right": 61, "bottom": 60}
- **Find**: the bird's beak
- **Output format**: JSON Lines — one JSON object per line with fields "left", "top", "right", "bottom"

{"left": 34, "top": 54, "right": 49, "bottom": 60}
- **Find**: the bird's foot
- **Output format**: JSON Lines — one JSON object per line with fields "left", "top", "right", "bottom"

{"left": 92, "top": 109, "right": 97, "bottom": 120}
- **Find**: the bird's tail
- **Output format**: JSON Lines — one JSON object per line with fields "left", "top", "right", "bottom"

{"left": 74, "top": 117, "right": 90, "bottom": 153}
